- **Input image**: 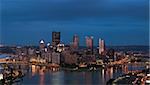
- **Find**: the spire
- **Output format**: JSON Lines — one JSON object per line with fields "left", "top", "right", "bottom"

{"left": 40, "top": 40, "right": 44, "bottom": 44}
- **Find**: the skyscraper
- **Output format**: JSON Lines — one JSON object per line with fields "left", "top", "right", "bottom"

{"left": 73, "top": 34, "right": 79, "bottom": 49}
{"left": 39, "top": 39, "right": 45, "bottom": 52}
{"left": 86, "top": 36, "right": 93, "bottom": 49}
{"left": 107, "top": 49, "right": 115, "bottom": 61}
{"left": 99, "top": 38, "right": 105, "bottom": 55}
{"left": 47, "top": 42, "right": 53, "bottom": 52}
{"left": 52, "top": 32, "right": 60, "bottom": 46}
{"left": 52, "top": 52, "right": 61, "bottom": 65}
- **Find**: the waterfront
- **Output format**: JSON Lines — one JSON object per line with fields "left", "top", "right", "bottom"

{"left": 0, "top": 45, "right": 149, "bottom": 85}
{"left": 1, "top": 0, "right": 149, "bottom": 84}
{"left": 0, "top": 45, "right": 149, "bottom": 84}
{"left": 6, "top": 63, "right": 146, "bottom": 85}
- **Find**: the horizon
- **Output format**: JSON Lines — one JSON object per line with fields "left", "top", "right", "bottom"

{"left": 1, "top": 0, "right": 149, "bottom": 46}
{"left": 0, "top": 42, "right": 149, "bottom": 47}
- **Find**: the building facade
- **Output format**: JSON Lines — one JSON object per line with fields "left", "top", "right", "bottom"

{"left": 39, "top": 40, "right": 45, "bottom": 52}
{"left": 85, "top": 36, "right": 93, "bottom": 49}
{"left": 99, "top": 38, "right": 105, "bottom": 55}
{"left": 52, "top": 32, "right": 60, "bottom": 46}
{"left": 73, "top": 34, "right": 79, "bottom": 49}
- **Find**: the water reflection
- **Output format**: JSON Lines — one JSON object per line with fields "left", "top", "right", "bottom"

{"left": 21, "top": 63, "right": 147, "bottom": 85}
{"left": 39, "top": 66, "right": 45, "bottom": 85}
{"left": 85, "top": 72, "right": 91, "bottom": 85}
{"left": 101, "top": 69, "right": 105, "bottom": 84}
{"left": 51, "top": 71, "right": 64, "bottom": 85}
{"left": 31, "top": 65, "right": 36, "bottom": 76}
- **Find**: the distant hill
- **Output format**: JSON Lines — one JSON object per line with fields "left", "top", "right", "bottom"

{"left": 80, "top": 45, "right": 149, "bottom": 52}
{"left": 107, "top": 45, "right": 149, "bottom": 52}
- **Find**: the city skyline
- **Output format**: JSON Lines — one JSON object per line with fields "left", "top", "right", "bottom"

{"left": 1, "top": 31, "right": 149, "bottom": 46}
{"left": 0, "top": 0, "right": 150, "bottom": 85}
{"left": 1, "top": 0, "right": 149, "bottom": 46}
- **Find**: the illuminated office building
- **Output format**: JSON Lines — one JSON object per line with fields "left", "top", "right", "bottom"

{"left": 73, "top": 34, "right": 79, "bottom": 49}
{"left": 86, "top": 36, "right": 93, "bottom": 49}
{"left": 99, "top": 38, "right": 105, "bottom": 55}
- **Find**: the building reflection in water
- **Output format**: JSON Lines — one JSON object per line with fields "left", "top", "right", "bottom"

{"left": 122, "top": 65, "right": 128, "bottom": 74}
{"left": 101, "top": 68, "right": 105, "bottom": 84}
{"left": 31, "top": 65, "right": 36, "bottom": 76}
{"left": 81, "top": 72, "right": 86, "bottom": 84}
{"left": 39, "top": 66, "right": 46, "bottom": 85}
{"left": 105, "top": 67, "right": 113, "bottom": 81}
{"left": 85, "top": 72, "right": 91, "bottom": 85}
{"left": 51, "top": 71, "right": 64, "bottom": 85}
{"left": 26, "top": 64, "right": 147, "bottom": 85}
{"left": 31, "top": 65, "right": 46, "bottom": 85}
{"left": 110, "top": 67, "right": 113, "bottom": 79}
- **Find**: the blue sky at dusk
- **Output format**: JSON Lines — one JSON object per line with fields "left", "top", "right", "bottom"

{"left": 1, "top": 0, "right": 149, "bottom": 46}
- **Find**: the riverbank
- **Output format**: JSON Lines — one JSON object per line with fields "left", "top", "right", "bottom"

{"left": 0, "top": 68, "right": 24, "bottom": 85}
{"left": 107, "top": 68, "right": 150, "bottom": 85}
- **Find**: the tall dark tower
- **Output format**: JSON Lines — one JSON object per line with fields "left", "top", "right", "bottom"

{"left": 52, "top": 32, "right": 60, "bottom": 46}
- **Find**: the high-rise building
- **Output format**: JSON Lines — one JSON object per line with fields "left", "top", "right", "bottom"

{"left": 52, "top": 32, "right": 60, "bottom": 46}
{"left": 73, "top": 34, "right": 79, "bottom": 49}
{"left": 52, "top": 52, "right": 61, "bottom": 65}
{"left": 86, "top": 36, "right": 93, "bottom": 49}
{"left": 107, "top": 49, "right": 115, "bottom": 61}
{"left": 62, "top": 48, "right": 78, "bottom": 65}
{"left": 99, "top": 38, "right": 105, "bottom": 55}
{"left": 28, "top": 48, "right": 35, "bottom": 55}
{"left": 47, "top": 42, "right": 53, "bottom": 52}
{"left": 57, "top": 43, "right": 65, "bottom": 52}
{"left": 39, "top": 39, "right": 45, "bottom": 52}
{"left": 47, "top": 43, "right": 50, "bottom": 47}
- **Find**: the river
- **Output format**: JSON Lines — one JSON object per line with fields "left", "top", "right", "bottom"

{"left": 8, "top": 63, "right": 146, "bottom": 85}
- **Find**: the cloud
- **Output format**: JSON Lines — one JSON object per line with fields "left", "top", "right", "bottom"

{"left": 1, "top": 0, "right": 149, "bottom": 45}
{"left": 2, "top": 0, "right": 148, "bottom": 21}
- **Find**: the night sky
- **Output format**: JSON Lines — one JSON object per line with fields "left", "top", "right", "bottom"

{"left": 1, "top": 0, "right": 149, "bottom": 46}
